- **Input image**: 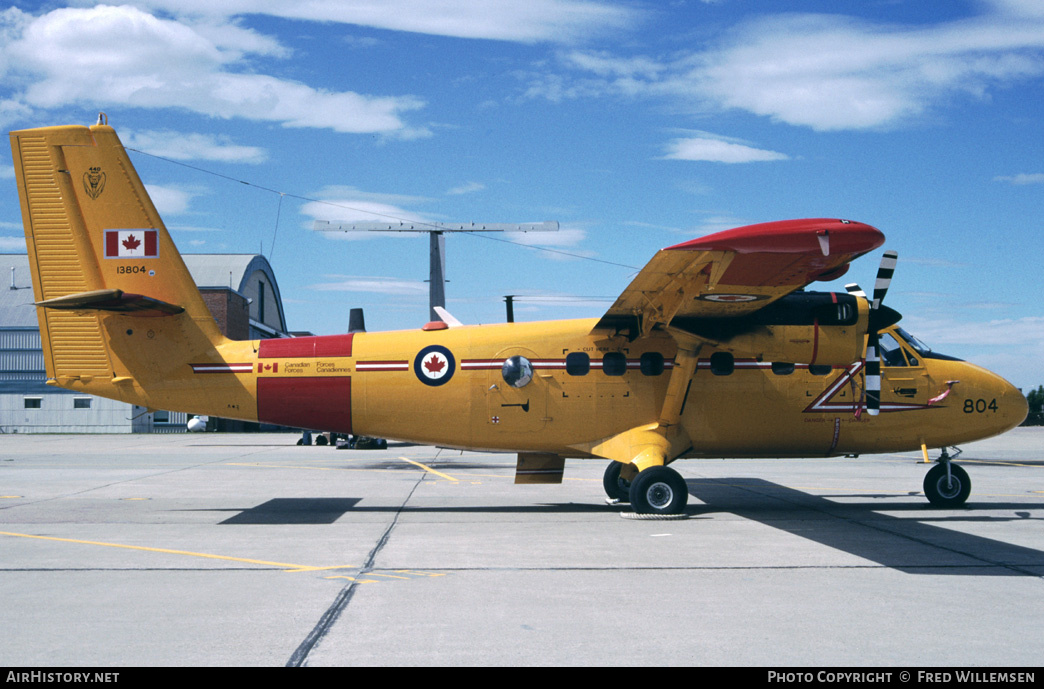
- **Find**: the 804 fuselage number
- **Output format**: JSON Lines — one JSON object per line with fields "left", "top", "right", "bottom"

{"left": 116, "top": 265, "right": 148, "bottom": 275}
{"left": 964, "top": 398, "right": 998, "bottom": 413}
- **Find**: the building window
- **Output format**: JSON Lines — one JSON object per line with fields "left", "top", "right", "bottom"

{"left": 153, "top": 410, "right": 170, "bottom": 423}
{"left": 73, "top": 398, "right": 92, "bottom": 409}
{"left": 258, "top": 280, "right": 266, "bottom": 323}
{"left": 565, "top": 352, "right": 590, "bottom": 376}
{"left": 24, "top": 397, "right": 41, "bottom": 409}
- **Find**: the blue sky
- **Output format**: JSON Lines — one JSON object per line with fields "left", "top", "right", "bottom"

{"left": 1, "top": 1, "right": 1042, "bottom": 390}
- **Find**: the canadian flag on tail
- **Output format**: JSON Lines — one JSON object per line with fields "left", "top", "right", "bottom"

{"left": 105, "top": 229, "right": 158, "bottom": 258}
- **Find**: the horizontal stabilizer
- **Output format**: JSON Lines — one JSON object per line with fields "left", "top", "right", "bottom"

{"left": 36, "top": 289, "right": 184, "bottom": 316}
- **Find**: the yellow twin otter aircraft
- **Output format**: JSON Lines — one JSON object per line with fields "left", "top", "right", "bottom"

{"left": 10, "top": 122, "right": 1027, "bottom": 515}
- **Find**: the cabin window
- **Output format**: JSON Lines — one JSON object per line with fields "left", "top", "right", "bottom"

{"left": 23, "top": 397, "right": 41, "bottom": 409}
{"left": 602, "top": 352, "right": 627, "bottom": 376}
{"left": 502, "top": 355, "right": 534, "bottom": 388}
{"left": 808, "top": 365, "right": 832, "bottom": 376}
{"left": 710, "top": 352, "right": 734, "bottom": 376}
{"left": 771, "top": 362, "right": 795, "bottom": 376}
{"left": 640, "top": 352, "right": 664, "bottom": 376}
{"left": 566, "top": 352, "right": 590, "bottom": 376}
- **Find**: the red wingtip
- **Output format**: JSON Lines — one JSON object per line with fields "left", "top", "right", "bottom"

{"left": 666, "top": 219, "right": 884, "bottom": 256}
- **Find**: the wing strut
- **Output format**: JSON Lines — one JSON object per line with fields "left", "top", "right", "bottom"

{"left": 569, "top": 335, "right": 701, "bottom": 472}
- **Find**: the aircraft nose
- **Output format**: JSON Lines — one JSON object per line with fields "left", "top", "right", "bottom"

{"left": 1008, "top": 379, "right": 1029, "bottom": 426}
{"left": 990, "top": 374, "right": 1028, "bottom": 435}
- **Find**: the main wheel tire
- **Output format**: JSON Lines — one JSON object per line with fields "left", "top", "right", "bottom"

{"left": 924, "top": 463, "right": 971, "bottom": 508}
{"left": 603, "top": 462, "right": 632, "bottom": 503}
{"left": 629, "top": 466, "right": 688, "bottom": 515}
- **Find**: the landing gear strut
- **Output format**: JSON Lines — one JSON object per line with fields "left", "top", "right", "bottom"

{"left": 923, "top": 449, "right": 971, "bottom": 508}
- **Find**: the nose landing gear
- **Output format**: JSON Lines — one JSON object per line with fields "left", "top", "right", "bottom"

{"left": 923, "top": 448, "right": 971, "bottom": 508}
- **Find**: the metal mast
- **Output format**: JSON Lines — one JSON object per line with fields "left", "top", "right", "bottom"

{"left": 314, "top": 221, "right": 558, "bottom": 322}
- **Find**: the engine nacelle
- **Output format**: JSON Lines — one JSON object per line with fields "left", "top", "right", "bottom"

{"left": 672, "top": 291, "right": 881, "bottom": 366}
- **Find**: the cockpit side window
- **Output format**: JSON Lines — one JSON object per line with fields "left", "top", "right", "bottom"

{"left": 878, "top": 332, "right": 908, "bottom": 367}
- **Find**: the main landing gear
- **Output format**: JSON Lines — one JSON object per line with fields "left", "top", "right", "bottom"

{"left": 603, "top": 462, "right": 688, "bottom": 515}
{"left": 923, "top": 448, "right": 971, "bottom": 508}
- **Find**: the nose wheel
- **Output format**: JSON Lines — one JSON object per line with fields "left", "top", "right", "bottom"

{"left": 923, "top": 461, "right": 971, "bottom": 508}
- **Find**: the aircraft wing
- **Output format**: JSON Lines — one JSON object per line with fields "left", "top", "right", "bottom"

{"left": 594, "top": 218, "right": 884, "bottom": 338}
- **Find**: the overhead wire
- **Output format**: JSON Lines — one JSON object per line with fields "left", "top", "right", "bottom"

{"left": 125, "top": 147, "right": 641, "bottom": 270}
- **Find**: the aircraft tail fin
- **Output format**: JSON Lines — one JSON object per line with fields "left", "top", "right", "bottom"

{"left": 10, "top": 121, "right": 232, "bottom": 407}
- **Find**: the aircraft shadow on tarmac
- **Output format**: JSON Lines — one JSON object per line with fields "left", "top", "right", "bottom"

{"left": 684, "top": 478, "right": 1044, "bottom": 577}
{"left": 206, "top": 479, "right": 1044, "bottom": 576}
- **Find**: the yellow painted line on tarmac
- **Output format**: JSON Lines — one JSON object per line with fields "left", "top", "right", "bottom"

{"left": 0, "top": 530, "right": 354, "bottom": 573}
{"left": 323, "top": 570, "right": 449, "bottom": 585}
{"left": 325, "top": 575, "right": 380, "bottom": 584}
{"left": 399, "top": 457, "right": 459, "bottom": 482}
{"left": 367, "top": 572, "right": 413, "bottom": 580}
{"left": 281, "top": 564, "right": 357, "bottom": 573}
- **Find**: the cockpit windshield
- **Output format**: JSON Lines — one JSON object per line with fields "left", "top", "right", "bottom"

{"left": 895, "top": 327, "right": 932, "bottom": 357}
{"left": 879, "top": 326, "right": 960, "bottom": 365}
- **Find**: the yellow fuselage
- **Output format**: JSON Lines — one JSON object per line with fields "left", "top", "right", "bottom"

{"left": 98, "top": 315, "right": 1025, "bottom": 460}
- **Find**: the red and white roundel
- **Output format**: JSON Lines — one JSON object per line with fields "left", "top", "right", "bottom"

{"left": 414, "top": 345, "right": 455, "bottom": 386}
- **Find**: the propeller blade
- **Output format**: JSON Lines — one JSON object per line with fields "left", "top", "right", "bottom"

{"left": 865, "top": 329, "right": 881, "bottom": 416}
{"left": 871, "top": 250, "right": 897, "bottom": 311}
{"left": 863, "top": 250, "right": 897, "bottom": 417}
{"left": 845, "top": 283, "right": 866, "bottom": 299}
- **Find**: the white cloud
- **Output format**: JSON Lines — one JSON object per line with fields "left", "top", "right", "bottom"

{"left": 309, "top": 275, "right": 428, "bottom": 294}
{"left": 688, "top": 215, "right": 752, "bottom": 236}
{"left": 144, "top": 183, "right": 202, "bottom": 216}
{"left": 0, "top": 236, "right": 26, "bottom": 251}
{"left": 0, "top": 5, "right": 426, "bottom": 136}
{"left": 527, "top": 7, "right": 1044, "bottom": 131}
{"left": 994, "top": 173, "right": 1044, "bottom": 184}
{"left": 681, "top": 12, "right": 1044, "bottom": 131}
{"left": 130, "top": 0, "right": 639, "bottom": 44}
{"left": 504, "top": 225, "right": 586, "bottom": 247}
{"left": 663, "top": 136, "right": 788, "bottom": 163}
{"left": 447, "top": 181, "right": 486, "bottom": 195}
{"left": 301, "top": 186, "right": 434, "bottom": 237}
{"left": 123, "top": 129, "right": 268, "bottom": 164}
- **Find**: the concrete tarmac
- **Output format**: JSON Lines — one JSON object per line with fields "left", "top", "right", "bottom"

{"left": 1, "top": 428, "right": 1042, "bottom": 667}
